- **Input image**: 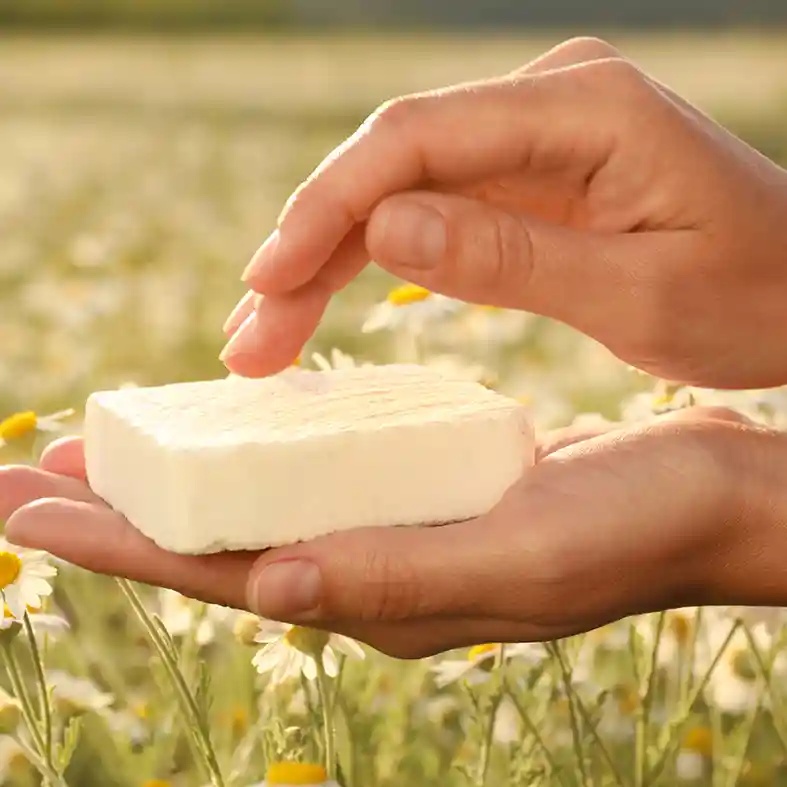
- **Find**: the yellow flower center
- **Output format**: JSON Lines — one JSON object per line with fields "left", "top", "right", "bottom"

{"left": 682, "top": 725, "right": 713, "bottom": 756}
{"left": 284, "top": 626, "right": 330, "bottom": 656}
{"left": 386, "top": 284, "right": 431, "bottom": 307}
{"left": 233, "top": 612, "right": 262, "bottom": 646}
{"left": 133, "top": 702, "right": 149, "bottom": 719}
{"left": 265, "top": 762, "right": 328, "bottom": 785}
{"left": 616, "top": 688, "right": 640, "bottom": 715}
{"left": 730, "top": 648, "right": 758, "bottom": 682}
{"left": 468, "top": 643, "right": 498, "bottom": 662}
{"left": 667, "top": 611, "right": 693, "bottom": 647}
{"left": 0, "top": 552, "right": 22, "bottom": 591}
{"left": 141, "top": 781, "right": 173, "bottom": 787}
{"left": 0, "top": 412, "right": 38, "bottom": 443}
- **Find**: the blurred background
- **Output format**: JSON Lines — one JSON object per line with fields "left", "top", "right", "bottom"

{"left": 1, "top": 1, "right": 786, "bottom": 424}
{"left": 1, "top": 6, "right": 787, "bottom": 787}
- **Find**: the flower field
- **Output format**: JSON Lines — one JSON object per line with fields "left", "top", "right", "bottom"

{"left": 1, "top": 33, "right": 787, "bottom": 787}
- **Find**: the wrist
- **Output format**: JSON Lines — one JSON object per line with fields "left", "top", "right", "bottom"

{"left": 690, "top": 425, "right": 787, "bottom": 609}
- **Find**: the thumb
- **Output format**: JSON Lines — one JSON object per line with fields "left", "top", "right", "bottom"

{"left": 245, "top": 517, "right": 505, "bottom": 624}
{"left": 365, "top": 190, "right": 681, "bottom": 348}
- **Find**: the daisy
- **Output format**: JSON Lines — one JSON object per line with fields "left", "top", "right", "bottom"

{"left": 250, "top": 761, "right": 340, "bottom": 786}
{"left": 48, "top": 670, "right": 114, "bottom": 717}
{"left": 430, "top": 642, "right": 545, "bottom": 689}
{"left": 157, "top": 589, "right": 233, "bottom": 647}
{"left": 361, "top": 283, "right": 460, "bottom": 333}
{"left": 252, "top": 622, "right": 364, "bottom": 685}
{"left": 675, "top": 726, "right": 712, "bottom": 781}
{"left": 0, "top": 687, "right": 21, "bottom": 731}
{"left": 0, "top": 408, "right": 74, "bottom": 448}
{"left": 422, "top": 354, "right": 496, "bottom": 388}
{"left": 310, "top": 348, "right": 372, "bottom": 372}
{"left": 0, "top": 540, "right": 57, "bottom": 621}
{"left": 0, "top": 602, "right": 68, "bottom": 640}
{"left": 0, "top": 736, "right": 30, "bottom": 782}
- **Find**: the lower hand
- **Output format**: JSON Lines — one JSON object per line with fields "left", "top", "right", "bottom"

{"left": 2, "top": 406, "right": 784, "bottom": 657}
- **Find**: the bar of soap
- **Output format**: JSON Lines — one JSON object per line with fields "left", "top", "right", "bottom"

{"left": 84, "top": 365, "right": 534, "bottom": 555}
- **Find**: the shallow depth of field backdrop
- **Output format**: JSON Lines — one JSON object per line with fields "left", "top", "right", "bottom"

{"left": 1, "top": 3, "right": 787, "bottom": 786}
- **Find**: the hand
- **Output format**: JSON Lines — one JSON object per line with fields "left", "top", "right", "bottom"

{"left": 3, "top": 406, "right": 786, "bottom": 658}
{"left": 220, "top": 36, "right": 787, "bottom": 390}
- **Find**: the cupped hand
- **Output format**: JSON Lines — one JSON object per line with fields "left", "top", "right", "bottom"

{"left": 3, "top": 406, "right": 786, "bottom": 658}
{"left": 221, "top": 36, "right": 787, "bottom": 389}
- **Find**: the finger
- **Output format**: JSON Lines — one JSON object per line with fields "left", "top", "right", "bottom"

{"left": 5, "top": 499, "right": 256, "bottom": 609}
{"left": 39, "top": 437, "right": 88, "bottom": 481}
{"left": 223, "top": 291, "right": 259, "bottom": 337}
{"left": 364, "top": 190, "right": 672, "bottom": 334}
{"left": 220, "top": 288, "right": 331, "bottom": 377}
{"left": 0, "top": 465, "right": 99, "bottom": 520}
{"left": 222, "top": 227, "right": 368, "bottom": 376}
{"left": 536, "top": 419, "right": 617, "bottom": 459}
{"left": 241, "top": 63, "right": 620, "bottom": 297}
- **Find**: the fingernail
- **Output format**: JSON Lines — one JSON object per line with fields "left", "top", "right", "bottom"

{"left": 249, "top": 559, "right": 322, "bottom": 618}
{"left": 219, "top": 312, "right": 259, "bottom": 363}
{"left": 372, "top": 199, "right": 446, "bottom": 269}
{"left": 222, "top": 291, "right": 260, "bottom": 336}
{"left": 242, "top": 230, "right": 280, "bottom": 284}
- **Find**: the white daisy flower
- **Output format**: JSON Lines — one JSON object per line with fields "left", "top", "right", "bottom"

{"left": 0, "top": 540, "right": 57, "bottom": 621}
{"left": 157, "top": 589, "right": 233, "bottom": 647}
{"left": 676, "top": 726, "right": 712, "bottom": 780}
{"left": 0, "top": 602, "right": 68, "bottom": 640}
{"left": 430, "top": 642, "right": 545, "bottom": 689}
{"left": 310, "top": 348, "right": 372, "bottom": 372}
{"left": 252, "top": 622, "right": 364, "bottom": 685}
{"left": 361, "top": 284, "right": 460, "bottom": 333}
{"left": 620, "top": 384, "right": 694, "bottom": 423}
{"left": 249, "top": 761, "right": 340, "bottom": 786}
{"left": 0, "top": 688, "right": 21, "bottom": 732}
{"left": 422, "top": 354, "right": 496, "bottom": 388}
{"left": 48, "top": 670, "right": 114, "bottom": 716}
{"left": 0, "top": 735, "right": 30, "bottom": 782}
{"left": 0, "top": 408, "right": 74, "bottom": 448}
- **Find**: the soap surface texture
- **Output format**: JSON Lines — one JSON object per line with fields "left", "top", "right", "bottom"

{"left": 84, "top": 365, "right": 534, "bottom": 554}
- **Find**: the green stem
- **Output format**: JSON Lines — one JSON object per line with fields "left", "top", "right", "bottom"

{"left": 504, "top": 681, "right": 570, "bottom": 787}
{"left": 548, "top": 642, "right": 590, "bottom": 787}
{"left": 23, "top": 612, "right": 53, "bottom": 764}
{"left": 314, "top": 655, "right": 337, "bottom": 779}
{"left": 1, "top": 644, "right": 67, "bottom": 786}
{"left": 567, "top": 685, "right": 625, "bottom": 787}
{"left": 645, "top": 621, "right": 739, "bottom": 786}
{"left": 635, "top": 612, "right": 666, "bottom": 787}
{"left": 740, "top": 625, "right": 787, "bottom": 757}
{"left": 117, "top": 580, "right": 225, "bottom": 787}
{"left": 681, "top": 608, "right": 704, "bottom": 704}
{"left": 477, "top": 645, "right": 505, "bottom": 787}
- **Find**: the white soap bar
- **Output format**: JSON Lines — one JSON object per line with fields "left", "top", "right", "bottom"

{"left": 84, "top": 365, "right": 534, "bottom": 555}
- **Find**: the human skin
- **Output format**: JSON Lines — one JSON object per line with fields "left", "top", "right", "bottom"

{"left": 221, "top": 37, "right": 787, "bottom": 389}
{"left": 4, "top": 406, "right": 787, "bottom": 658}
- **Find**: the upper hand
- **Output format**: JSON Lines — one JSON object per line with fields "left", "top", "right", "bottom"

{"left": 220, "top": 36, "right": 787, "bottom": 390}
{"left": 3, "top": 406, "right": 786, "bottom": 658}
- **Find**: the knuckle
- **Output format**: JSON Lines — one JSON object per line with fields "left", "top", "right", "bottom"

{"left": 359, "top": 548, "right": 423, "bottom": 623}
{"left": 560, "top": 36, "right": 621, "bottom": 60}
{"left": 581, "top": 56, "right": 648, "bottom": 97}
{"left": 367, "top": 95, "right": 425, "bottom": 133}
{"left": 492, "top": 212, "right": 534, "bottom": 285}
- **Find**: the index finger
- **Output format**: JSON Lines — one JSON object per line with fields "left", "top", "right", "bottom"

{"left": 242, "top": 65, "right": 618, "bottom": 296}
